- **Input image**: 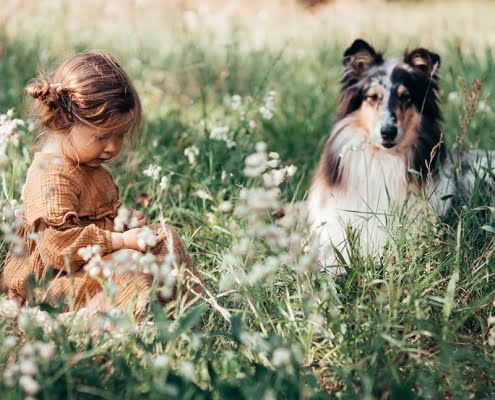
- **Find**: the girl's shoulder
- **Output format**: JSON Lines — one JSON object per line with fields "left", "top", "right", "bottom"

{"left": 29, "top": 152, "right": 82, "bottom": 174}
{"left": 24, "top": 152, "right": 85, "bottom": 199}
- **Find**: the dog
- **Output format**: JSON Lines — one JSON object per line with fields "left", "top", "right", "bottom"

{"left": 307, "top": 39, "right": 494, "bottom": 274}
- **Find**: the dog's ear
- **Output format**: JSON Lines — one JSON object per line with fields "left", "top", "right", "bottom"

{"left": 341, "top": 39, "right": 383, "bottom": 90}
{"left": 404, "top": 48, "right": 441, "bottom": 77}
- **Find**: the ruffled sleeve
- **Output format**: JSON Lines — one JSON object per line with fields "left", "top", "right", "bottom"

{"left": 23, "top": 159, "right": 113, "bottom": 271}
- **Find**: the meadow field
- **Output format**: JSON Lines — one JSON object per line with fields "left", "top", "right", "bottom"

{"left": 1, "top": 0, "right": 495, "bottom": 398}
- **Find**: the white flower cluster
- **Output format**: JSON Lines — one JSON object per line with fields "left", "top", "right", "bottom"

{"left": 230, "top": 94, "right": 242, "bottom": 111}
{"left": 3, "top": 340, "right": 55, "bottom": 398}
{"left": 143, "top": 163, "right": 162, "bottom": 180}
{"left": 143, "top": 164, "right": 171, "bottom": 192}
{"left": 78, "top": 244, "right": 113, "bottom": 278}
{"left": 209, "top": 125, "right": 236, "bottom": 148}
{"left": 478, "top": 100, "right": 492, "bottom": 114}
{"left": 447, "top": 91, "right": 461, "bottom": 104}
{"left": 0, "top": 109, "right": 26, "bottom": 165}
{"left": 259, "top": 90, "right": 276, "bottom": 120}
{"left": 184, "top": 145, "right": 199, "bottom": 165}
{"left": 0, "top": 297, "right": 20, "bottom": 318}
{"left": 113, "top": 206, "right": 138, "bottom": 232}
{"left": 219, "top": 143, "right": 318, "bottom": 291}
{"left": 137, "top": 226, "right": 158, "bottom": 250}
{"left": 487, "top": 305, "right": 495, "bottom": 347}
{"left": 18, "top": 306, "right": 58, "bottom": 333}
{"left": 160, "top": 175, "right": 170, "bottom": 190}
{"left": 1, "top": 199, "right": 25, "bottom": 256}
{"left": 243, "top": 142, "right": 297, "bottom": 187}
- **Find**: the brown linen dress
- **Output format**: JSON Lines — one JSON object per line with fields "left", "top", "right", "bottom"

{"left": 2, "top": 152, "right": 200, "bottom": 315}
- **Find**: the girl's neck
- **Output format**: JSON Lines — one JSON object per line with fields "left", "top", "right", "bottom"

{"left": 41, "top": 135, "right": 64, "bottom": 155}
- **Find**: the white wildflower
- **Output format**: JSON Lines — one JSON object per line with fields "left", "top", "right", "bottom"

{"left": 209, "top": 126, "right": 229, "bottom": 141}
{"left": 448, "top": 91, "right": 461, "bottom": 104}
{"left": 478, "top": 100, "right": 492, "bottom": 114}
{"left": 143, "top": 164, "right": 162, "bottom": 180}
{"left": 248, "top": 120, "right": 257, "bottom": 130}
{"left": 20, "top": 343, "right": 36, "bottom": 357}
{"left": 184, "top": 145, "right": 199, "bottom": 165}
{"left": 194, "top": 189, "right": 212, "bottom": 201}
{"left": 255, "top": 141, "right": 267, "bottom": 153}
{"left": 271, "top": 347, "right": 291, "bottom": 367}
{"left": 114, "top": 206, "right": 131, "bottom": 232}
{"left": 3, "top": 336, "right": 17, "bottom": 349}
{"left": 19, "top": 359, "right": 38, "bottom": 376}
{"left": 178, "top": 361, "right": 195, "bottom": 381}
{"left": 239, "top": 188, "right": 279, "bottom": 213}
{"left": 267, "top": 159, "right": 279, "bottom": 168}
{"left": 285, "top": 164, "right": 297, "bottom": 177}
{"left": 259, "top": 91, "right": 276, "bottom": 120}
{"left": 262, "top": 169, "right": 285, "bottom": 188}
{"left": 0, "top": 298, "right": 20, "bottom": 318}
{"left": 137, "top": 226, "right": 157, "bottom": 250}
{"left": 218, "top": 201, "right": 232, "bottom": 213}
{"left": 159, "top": 175, "right": 170, "bottom": 191}
{"left": 36, "top": 342, "right": 55, "bottom": 360}
{"left": 192, "top": 333, "right": 202, "bottom": 350}
{"left": 19, "top": 375, "right": 39, "bottom": 396}
{"left": 77, "top": 244, "right": 101, "bottom": 262}
{"left": 152, "top": 354, "right": 170, "bottom": 370}
{"left": 231, "top": 94, "right": 242, "bottom": 110}
{"left": 18, "top": 307, "right": 57, "bottom": 333}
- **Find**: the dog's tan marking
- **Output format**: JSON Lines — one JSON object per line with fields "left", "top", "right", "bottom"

{"left": 397, "top": 84, "right": 409, "bottom": 98}
{"left": 394, "top": 106, "right": 421, "bottom": 154}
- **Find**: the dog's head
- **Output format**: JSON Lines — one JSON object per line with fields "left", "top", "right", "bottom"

{"left": 336, "top": 39, "right": 442, "bottom": 155}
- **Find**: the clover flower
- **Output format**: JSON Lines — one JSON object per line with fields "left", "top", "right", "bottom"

{"left": 0, "top": 109, "right": 26, "bottom": 165}
{"left": 178, "top": 360, "right": 195, "bottom": 381}
{"left": 219, "top": 143, "right": 318, "bottom": 292}
{"left": 259, "top": 90, "right": 276, "bottom": 120}
{"left": 230, "top": 94, "right": 242, "bottom": 110}
{"left": 0, "top": 298, "right": 20, "bottom": 318}
{"left": 218, "top": 201, "right": 232, "bottom": 213}
{"left": 137, "top": 226, "right": 157, "bottom": 250}
{"left": 159, "top": 175, "right": 170, "bottom": 191}
{"left": 184, "top": 145, "right": 199, "bottom": 165}
{"left": 271, "top": 347, "right": 291, "bottom": 367}
{"left": 114, "top": 206, "right": 139, "bottom": 231}
{"left": 447, "top": 91, "right": 461, "bottom": 104}
{"left": 78, "top": 244, "right": 102, "bottom": 262}
{"left": 152, "top": 354, "right": 171, "bottom": 370}
{"left": 143, "top": 163, "right": 162, "bottom": 180}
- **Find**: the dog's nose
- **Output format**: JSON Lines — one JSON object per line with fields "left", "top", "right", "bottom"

{"left": 381, "top": 125, "right": 398, "bottom": 141}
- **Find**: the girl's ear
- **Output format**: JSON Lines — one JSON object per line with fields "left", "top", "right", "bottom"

{"left": 341, "top": 39, "right": 383, "bottom": 90}
{"left": 404, "top": 48, "right": 441, "bottom": 77}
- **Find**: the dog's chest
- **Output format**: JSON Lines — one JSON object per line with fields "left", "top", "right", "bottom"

{"left": 308, "top": 148, "right": 411, "bottom": 263}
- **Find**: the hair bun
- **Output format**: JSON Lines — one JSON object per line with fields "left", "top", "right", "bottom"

{"left": 25, "top": 79, "right": 52, "bottom": 100}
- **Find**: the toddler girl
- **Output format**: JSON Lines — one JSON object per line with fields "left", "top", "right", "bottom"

{"left": 3, "top": 50, "right": 202, "bottom": 316}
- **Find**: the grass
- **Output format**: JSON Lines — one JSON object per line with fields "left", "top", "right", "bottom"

{"left": 1, "top": 1, "right": 495, "bottom": 398}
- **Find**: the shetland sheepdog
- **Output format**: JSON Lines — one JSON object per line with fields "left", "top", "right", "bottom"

{"left": 307, "top": 39, "right": 494, "bottom": 274}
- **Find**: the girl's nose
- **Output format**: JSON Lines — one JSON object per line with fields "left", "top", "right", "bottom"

{"left": 104, "top": 137, "right": 119, "bottom": 154}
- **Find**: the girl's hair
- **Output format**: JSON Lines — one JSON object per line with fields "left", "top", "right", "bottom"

{"left": 25, "top": 50, "right": 141, "bottom": 145}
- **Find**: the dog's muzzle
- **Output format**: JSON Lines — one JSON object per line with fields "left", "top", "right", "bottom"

{"left": 381, "top": 125, "right": 398, "bottom": 148}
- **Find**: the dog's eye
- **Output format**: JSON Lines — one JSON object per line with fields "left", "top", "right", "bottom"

{"left": 367, "top": 94, "right": 380, "bottom": 104}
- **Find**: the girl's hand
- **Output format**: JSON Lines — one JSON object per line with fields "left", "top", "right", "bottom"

{"left": 123, "top": 227, "right": 165, "bottom": 251}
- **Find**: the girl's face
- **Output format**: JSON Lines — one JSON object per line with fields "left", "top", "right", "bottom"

{"left": 67, "top": 123, "right": 125, "bottom": 167}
